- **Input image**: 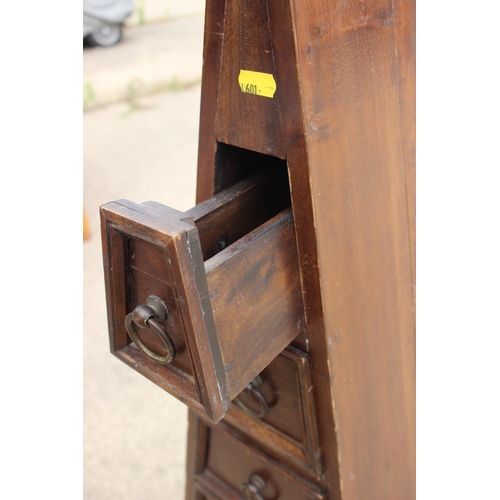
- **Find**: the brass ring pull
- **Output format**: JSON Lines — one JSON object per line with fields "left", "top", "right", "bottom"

{"left": 234, "top": 376, "right": 269, "bottom": 419}
{"left": 241, "top": 474, "right": 266, "bottom": 500}
{"left": 125, "top": 295, "right": 175, "bottom": 365}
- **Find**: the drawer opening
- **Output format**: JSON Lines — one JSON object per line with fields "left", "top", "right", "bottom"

{"left": 214, "top": 141, "right": 288, "bottom": 195}
{"left": 188, "top": 147, "right": 292, "bottom": 261}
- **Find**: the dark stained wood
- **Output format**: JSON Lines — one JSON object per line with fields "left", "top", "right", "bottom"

{"left": 186, "top": 410, "right": 210, "bottom": 500}
{"left": 188, "top": 166, "right": 290, "bottom": 260}
{"left": 216, "top": 0, "right": 285, "bottom": 158}
{"left": 206, "top": 208, "right": 304, "bottom": 398}
{"left": 189, "top": 0, "right": 416, "bottom": 498}
{"left": 101, "top": 222, "right": 129, "bottom": 354}
{"left": 193, "top": 484, "right": 221, "bottom": 500}
{"left": 266, "top": 3, "right": 344, "bottom": 496}
{"left": 224, "top": 345, "right": 322, "bottom": 479}
{"left": 194, "top": 419, "right": 326, "bottom": 499}
{"left": 195, "top": 0, "right": 227, "bottom": 203}
{"left": 213, "top": 143, "right": 288, "bottom": 195}
{"left": 101, "top": 200, "right": 228, "bottom": 423}
{"left": 273, "top": 1, "right": 416, "bottom": 498}
{"left": 100, "top": 0, "right": 415, "bottom": 497}
{"left": 393, "top": 0, "right": 416, "bottom": 316}
{"left": 101, "top": 173, "right": 305, "bottom": 423}
{"left": 129, "top": 238, "right": 194, "bottom": 375}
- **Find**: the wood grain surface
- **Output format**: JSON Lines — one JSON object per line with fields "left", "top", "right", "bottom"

{"left": 189, "top": 0, "right": 416, "bottom": 498}
{"left": 101, "top": 172, "right": 306, "bottom": 423}
{"left": 224, "top": 345, "right": 322, "bottom": 479}
{"left": 101, "top": 200, "right": 228, "bottom": 423}
{"left": 196, "top": 0, "right": 227, "bottom": 203}
{"left": 206, "top": 208, "right": 305, "bottom": 398}
{"left": 216, "top": 0, "right": 285, "bottom": 158}
{"left": 279, "top": 1, "right": 416, "bottom": 498}
{"left": 195, "top": 418, "right": 326, "bottom": 499}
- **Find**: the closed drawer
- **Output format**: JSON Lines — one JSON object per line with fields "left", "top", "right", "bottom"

{"left": 100, "top": 168, "right": 306, "bottom": 423}
{"left": 225, "top": 345, "right": 322, "bottom": 479}
{"left": 194, "top": 420, "right": 326, "bottom": 500}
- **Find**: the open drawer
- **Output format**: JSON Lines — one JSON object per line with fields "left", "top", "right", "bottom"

{"left": 100, "top": 168, "right": 305, "bottom": 423}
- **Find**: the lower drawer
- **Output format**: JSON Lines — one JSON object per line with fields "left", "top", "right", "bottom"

{"left": 193, "top": 419, "right": 326, "bottom": 500}
{"left": 225, "top": 345, "right": 322, "bottom": 479}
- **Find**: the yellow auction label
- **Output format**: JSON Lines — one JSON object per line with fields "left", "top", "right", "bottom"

{"left": 238, "top": 70, "right": 277, "bottom": 98}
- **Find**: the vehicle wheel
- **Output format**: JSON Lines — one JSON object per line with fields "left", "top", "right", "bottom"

{"left": 87, "top": 24, "right": 122, "bottom": 47}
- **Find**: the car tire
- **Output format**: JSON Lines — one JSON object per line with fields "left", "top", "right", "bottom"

{"left": 87, "top": 24, "right": 122, "bottom": 47}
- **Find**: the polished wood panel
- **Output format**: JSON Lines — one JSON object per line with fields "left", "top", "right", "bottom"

{"left": 196, "top": 0, "right": 227, "bottom": 203}
{"left": 216, "top": 0, "right": 285, "bottom": 158}
{"left": 193, "top": 418, "right": 326, "bottom": 500}
{"left": 393, "top": 0, "right": 416, "bottom": 312}
{"left": 273, "top": 1, "right": 416, "bottom": 498}
{"left": 101, "top": 201, "right": 223, "bottom": 421}
{"left": 206, "top": 209, "right": 304, "bottom": 398}
{"left": 225, "top": 345, "right": 322, "bottom": 478}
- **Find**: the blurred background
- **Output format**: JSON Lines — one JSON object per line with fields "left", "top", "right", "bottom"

{"left": 83, "top": 1, "right": 205, "bottom": 498}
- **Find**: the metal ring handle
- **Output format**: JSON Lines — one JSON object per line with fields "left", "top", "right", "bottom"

{"left": 125, "top": 297, "right": 175, "bottom": 365}
{"left": 234, "top": 376, "right": 269, "bottom": 419}
{"left": 241, "top": 474, "right": 266, "bottom": 500}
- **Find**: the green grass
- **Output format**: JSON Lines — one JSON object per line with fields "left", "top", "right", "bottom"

{"left": 83, "top": 82, "right": 96, "bottom": 110}
{"left": 137, "top": 0, "right": 145, "bottom": 24}
{"left": 83, "top": 76, "right": 202, "bottom": 114}
{"left": 120, "top": 78, "right": 147, "bottom": 117}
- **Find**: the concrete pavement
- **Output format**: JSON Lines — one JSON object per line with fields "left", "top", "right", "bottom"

{"left": 84, "top": 6, "right": 205, "bottom": 499}
{"left": 84, "top": 15, "right": 204, "bottom": 110}
{"left": 125, "top": 0, "right": 204, "bottom": 26}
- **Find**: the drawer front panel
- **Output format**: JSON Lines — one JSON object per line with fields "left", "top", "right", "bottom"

{"left": 195, "top": 422, "right": 325, "bottom": 500}
{"left": 129, "top": 237, "right": 194, "bottom": 376}
{"left": 225, "top": 345, "right": 322, "bottom": 478}
{"left": 101, "top": 206, "right": 223, "bottom": 419}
